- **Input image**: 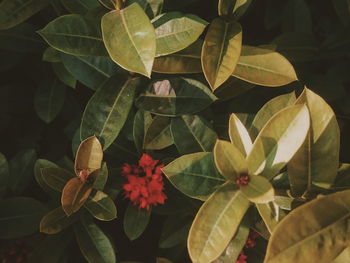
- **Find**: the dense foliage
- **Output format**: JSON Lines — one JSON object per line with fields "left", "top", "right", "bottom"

{"left": 1, "top": 0, "right": 350, "bottom": 263}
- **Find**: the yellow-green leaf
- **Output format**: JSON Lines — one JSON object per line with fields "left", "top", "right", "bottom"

{"left": 232, "top": 45, "right": 298, "bottom": 87}
{"left": 256, "top": 202, "right": 285, "bottom": 233}
{"left": 101, "top": 3, "right": 156, "bottom": 77}
{"left": 240, "top": 175, "right": 274, "bottom": 203}
{"left": 153, "top": 12, "right": 208, "bottom": 57}
{"left": 74, "top": 136, "right": 103, "bottom": 176}
{"left": 0, "top": 0, "right": 49, "bottom": 30}
{"left": 264, "top": 190, "right": 350, "bottom": 263}
{"left": 188, "top": 183, "right": 250, "bottom": 263}
{"left": 213, "top": 139, "right": 247, "bottom": 182}
{"left": 40, "top": 207, "right": 80, "bottom": 234}
{"left": 332, "top": 247, "right": 350, "bottom": 263}
{"left": 228, "top": 113, "right": 252, "bottom": 156}
{"left": 288, "top": 88, "right": 340, "bottom": 194}
{"left": 84, "top": 191, "right": 117, "bottom": 221}
{"left": 61, "top": 177, "right": 93, "bottom": 216}
{"left": 202, "top": 19, "right": 242, "bottom": 90}
{"left": 143, "top": 116, "right": 173, "bottom": 150}
{"left": 41, "top": 167, "right": 75, "bottom": 192}
{"left": 247, "top": 104, "right": 310, "bottom": 179}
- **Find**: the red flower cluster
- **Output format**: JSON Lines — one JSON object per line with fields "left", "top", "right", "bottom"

{"left": 235, "top": 230, "right": 259, "bottom": 263}
{"left": 1, "top": 239, "right": 29, "bottom": 263}
{"left": 122, "top": 154, "right": 167, "bottom": 210}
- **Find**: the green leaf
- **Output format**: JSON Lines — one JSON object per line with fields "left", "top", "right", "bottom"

{"left": 143, "top": 116, "right": 173, "bottom": 150}
{"left": 288, "top": 88, "right": 340, "bottom": 195}
{"left": 0, "top": 197, "right": 48, "bottom": 239}
{"left": 74, "top": 217, "right": 116, "bottom": 263}
{"left": 0, "top": 23, "right": 45, "bottom": 54}
{"left": 212, "top": 217, "right": 250, "bottom": 263}
{"left": 232, "top": 45, "right": 298, "bottom": 87}
{"left": 80, "top": 75, "right": 141, "bottom": 150}
{"left": 34, "top": 76, "right": 66, "bottom": 124}
{"left": 38, "top": 14, "right": 107, "bottom": 56}
{"left": 9, "top": 149, "right": 37, "bottom": 194}
{"left": 228, "top": 113, "right": 252, "bottom": 156}
{"left": 171, "top": 115, "right": 218, "bottom": 154}
{"left": 41, "top": 167, "right": 75, "bottom": 192}
{"left": 188, "top": 183, "right": 250, "bottom": 263}
{"left": 214, "top": 76, "right": 255, "bottom": 101}
{"left": 162, "top": 152, "right": 225, "bottom": 201}
{"left": 153, "top": 12, "right": 207, "bottom": 57}
{"left": 40, "top": 207, "right": 80, "bottom": 234}
{"left": 61, "top": 0, "right": 100, "bottom": 14}
{"left": 84, "top": 191, "right": 117, "bottom": 221}
{"left": 98, "top": 0, "right": 115, "bottom": 9}
{"left": 61, "top": 177, "right": 93, "bottom": 216}
{"left": 133, "top": 109, "right": 153, "bottom": 153}
{"left": 74, "top": 136, "right": 103, "bottom": 175}
{"left": 0, "top": 0, "right": 49, "bottom": 30}
{"left": 333, "top": 0, "right": 350, "bottom": 26}
{"left": 202, "top": 18, "right": 242, "bottom": 90}
{"left": 218, "top": 0, "right": 252, "bottom": 20}
{"left": 250, "top": 92, "right": 296, "bottom": 140}
{"left": 282, "top": 0, "right": 312, "bottom": 33}
{"left": 152, "top": 39, "right": 203, "bottom": 74}
{"left": 52, "top": 62, "right": 76, "bottom": 89}
{"left": 0, "top": 153, "right": 9, "bottom": 191}
{"left": 81, "top": 76, "right": 140, "bottom": 150}
{"left": 43, "top": 47, "right": 61, "bottom": 62}
{"left": 159, "top": 215, "right": 191, "bottom": 248}
{"left": 256, "top": 202, "right": 285, "bottom": 234}
{"left": 61, "top": 53, "right": 121, "bottom": 90}
{"left": 93, "top": 162, "right": 108, "bottom": 191}
{"left": 240, "top": 175, "right": 274, "bottom": 203}
{"left": 247, "top": 104, "right": 310, "bottom": 179}
{"left": 123, "top": 203, "right": 151, "bottom": 240}
{"left": 127, "top": 0, "right": 164, "bottom": 18}
{"left": 136, "top": 78, "right": 216, "bottom": 117}
{"left": 264, "top": 190, "right": 350, "bottom": 263}
{"left": 214, "top": 139, "right": 247, "bottom": 182}
{"left": 101, "top": 3, "right": 156, "bottom": 77}
{"left": 34, "top": 159, "right": 59, "bottom": 198}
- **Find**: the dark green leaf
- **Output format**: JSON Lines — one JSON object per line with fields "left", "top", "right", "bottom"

{"left": 123, "top": 203, "right": 151, "bottom": 240}
{"left": 133, "top": 109, "right": 153, "bottom": 154}
{"left": 52, "top": 62, "right": 77, "bottom": 89}
{"left": 41, "top": 167, "right": 75, "bottom": 192}
{"left": 85, "top": 191, "right": 117, "bottom": 221}
{"left": 40, "top": 207, "right": 80, "bottom": 234}
{"left": 144, "top": 116, "right": 173, "bottom": 150}
{"left": 61, "top": 0, "right": 100, "bottom": 14}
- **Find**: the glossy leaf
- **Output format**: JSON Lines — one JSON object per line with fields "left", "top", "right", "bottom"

{"left": 250, "top": 92, "right": 296, "bottom": 140}
{"left": 52, "top": 62, "right": 76, "bottom": 89}
{"left": 85, "top": 191, "right": 117, "bottom": 221}
{"left": 162, "top": 152, "right": 225, "bottom": 200}
{"left": 202, "top": 19, "right": 242, "bottom": 90}
{"left": 74, "top": 217, "right": 116, "bottom": 263}
{"left": 214, "top": 140, "right": 247, "bottom": 182}
{"left": 61, "top": 177, "right": 93, "bottom": 216}
{"left": 152, "top": 40, "right": 202, "bottom": 74}
{"left": 136, "top": 78, "right": 216, "bottom": 116}
{"left": 41, "top": 167, "right": 75, "bottom": 192}
{"left": 218, "top": 0, "right": 252, "bottom": 20}
{"left": 93, "top": 162, "right": 108, "bottom": 191}
{"left": 332, "top": 247, "right": 350, "bottom": 263}
{"left": 133, "top": 110, "right": 153, "bottom": 153}
{"left": 212, "top": 218, "right": 250, "bottom": 263}
{"left": 256, "top": 202, "right": 285, "bottom": 234}
{"left": 124, "top": 203, "right": 151, "bottom": 240}
{"left": 40, "top": 207, "right": 80, "bottom": 234}
{"left": 228, "top": 114, "right": 252, "bottom": 156}
{"left": 153, "top": 12, "right": 207, "bottom": 56}
{"left": 34, "top": 159, "right": 59, "bottom": 198}
{"left": 0, "top": 0, "right": 48, "bottom": 30}
{"left": 0, "top": 197, "right": 48, "bottom": 239}
{"left": 98, "top": 0, "right": 115, "bottom": 9}
{"left": 171, "top": 115, "right": 217, "bottom": 154}
{"left": 247, "top": 104, "right": 310, "bottom": 179}
{"left": 38, "top": 15, "right": 107, "bottom": 56}
{"left": 264, "top": 190, "right": 350, "bottom": 263}
{"left": 74, "top": 136, "right": 103, "bottom": 175}
{"left": 34, "top": 77, "right": 66, "bottom": 123}
{"left": 288, "top": 88, "right": 340, "bottom": 194}
{"left": 61, "top": 53, "right": 121, "bottom": 90}
{"left": 143, "top": 116, "right": 173, "bottom": 150}
{"left": 232, "top": 45, "right": 298, "bottom": 87}
{"left": 240, "top": 175, "right": 274, "bottom": 203}
{"left": 188, "top": 183, "right": 250, "bottom": 263}
{"left": 101, "top": 3, "right": 156, "bottom": 77}
{"left": 9, "top": 149, "right": 37, "bottom": 194}
{"left": 81, "top": 75, "right": 139, "bottom": 150}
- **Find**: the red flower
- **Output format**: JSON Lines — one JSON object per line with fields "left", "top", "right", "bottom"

{"left": 122, "top": 154, "right": 167, "bottom": 210}
{"left": 236, "top": 252, "right": 248, "bottom": 263}
{"left": 235, "top": 230, "right": 259, "bottom": 263}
